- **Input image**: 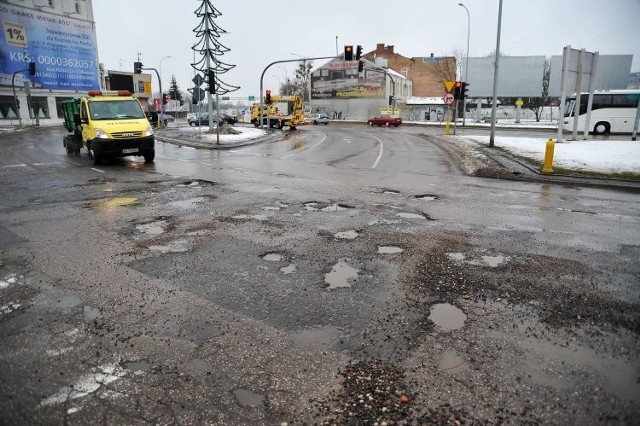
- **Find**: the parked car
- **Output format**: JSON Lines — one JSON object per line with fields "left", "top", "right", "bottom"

{"left": 367, "top": 115, "right": 402, "bottom": 127}
{"left": 309, "top": 113, "right": 330, "bottom": 125}
{"left": 188, "top": 114, "right": 225, "bottom": 127}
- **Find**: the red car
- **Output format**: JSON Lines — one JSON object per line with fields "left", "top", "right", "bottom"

{"left": 367, "top": 114, "right": 402, "bottom": 127}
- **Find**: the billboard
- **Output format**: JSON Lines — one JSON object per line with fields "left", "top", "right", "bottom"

{"left": 464, "top": 56, "right": 546, "bottom": 97}
{"left": 548, "top": 54, "right": 632, "bottom": 96}
{"left": 0, "top": 4, "right": 100, "bottom": 90}
{"left": 311, "top": 59, "right": 385, "bottom": 100}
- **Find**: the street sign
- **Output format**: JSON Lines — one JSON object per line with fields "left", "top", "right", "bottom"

{"left": 192, "top": 74, "right": 205, "bottom": 87}
{"left": 192, "top": 87, "right": 205, "bottom": 102}
{"left": 443, "top": 93, "right": 455, "bottom": 106}
{"left": 248, "top": 96, "right": 255, "bottom": 101}
{"left": 444, "top": 81, "right": 455, "bottom": 93}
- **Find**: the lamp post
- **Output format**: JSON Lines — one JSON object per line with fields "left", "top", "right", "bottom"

{"left": 458, "top": 2, "right": 470, "bottom": 126}
{"left": 489, "top": 0, "right": 504, "bottom": 147}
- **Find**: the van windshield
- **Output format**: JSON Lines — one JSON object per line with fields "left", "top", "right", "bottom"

{"left": 89, "top": 100, "right": 145, "bottom": 120}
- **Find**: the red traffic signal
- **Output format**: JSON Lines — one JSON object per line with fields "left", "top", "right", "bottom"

{"left": 265, "top": 89, "right": 272, "bottom": 104}
{"left": 344, "top": 45, "right": 353, "bottom": 61}
{"left": 453, "top": 81, "right": 462, "bottom": 100}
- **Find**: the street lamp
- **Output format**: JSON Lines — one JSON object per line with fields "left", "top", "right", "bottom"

{"left": 459, "top": 3, "right": 470, "bottom": 126}
{"left": 159, "top": 55, "right": 172, "bottom": 96}
{"left": 489, "top": 0, "right": 504, "bottom": 147}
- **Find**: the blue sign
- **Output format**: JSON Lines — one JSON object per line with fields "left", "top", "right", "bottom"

{"left": 0, "top": 4, "right": 100, "bottom": 90}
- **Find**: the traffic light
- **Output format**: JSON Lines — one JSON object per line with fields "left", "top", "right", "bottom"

{"left": 344, "top": 45, "right": 353, "bottom": 61}
{"left": 207, "top": 70, "right": 215, "bottom": 93}
{"left": 134, "top": 61, "right": 143, "bottom": 74}
{"left": 388, "top": 95, "right": 394, "bottom": 106}
{"left": 162, "top": 93, "right": 168, "bottom": 105}
{"left": 453, "top": 81, "right": 462, "bottom": 100}
{"left": 28, "top": 62, "right": 35, "bottom": 75}
{"left": 358, "top": 60, "right": 364, "bottom": 73}
{"left": 265, "top": 89, "right": 272, "bottom": 104}
{"left": 355, "top": 45, "right": 363, "bottom": 61}
{"left": 461, "top": 82, "right": 469, "bottom": 99}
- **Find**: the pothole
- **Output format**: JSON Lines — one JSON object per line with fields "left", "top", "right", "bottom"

{"left": 325, "top": 260, "right": 359, "bottom": 289}
{"left": 83, "top": 305, "right": 102, "bottom": 321}
{"left": 135, "top": 220, "right": 167, "bottom": 237}
{"left": 262, "top": 253, "right": 284, "bottom": 262}
{"left": 397, "top": 212, "right": 428, "bottom": 220}
{"left": 378, "top": 246, "right": 403, "bottom": 254}
{"left": 233, "top": 388, "right": 265, "bottom": 408}
{"left": 168, "top": 197, "right": 208, "bottom": 210}
{"left": 334, "top": 230, "right": 359, "bottom": 239}
{"left": 428, "top": 303, "right": 466, "bottom": 330}
{"left": 415, "top": 194, "right": 439, "bottom": 201}
{"left": 439, "top": 350, "right": 467, "bottom": 373}
{"left": 232, "top": 214, "right": 268, "bottom": 221}
{"left": 148, "top": 239, "right": 191, "bottom": 253}
{"left": 280, "top": 264, "right": 297, "bottom": 274}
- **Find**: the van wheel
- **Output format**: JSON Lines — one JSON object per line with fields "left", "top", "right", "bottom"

{"left": 143, "top": 152, "right": 155, "bottom": 163}
{"left": 90, "top": 150, "right": 101, "bottom": 165}
{"left": 593, "top": 121, "right": 610, "bottom": 134}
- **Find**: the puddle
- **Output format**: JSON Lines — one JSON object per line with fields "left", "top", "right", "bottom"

{"left": 415, "top": 194, "right": 439, "bottom": 201}
{"left": 321, "top": 203, "right": 352, "bottom": 212}
{"left": 428, "top": 303, "right": 466, "bottom": 330}
{"left": 123, "top": 360, "right": 150, "bottom": 372}
{"left": 334, "top": 230, "right": 359, "bottom": 239}
{"left": 233, "top": 388, "right": 265, "bottom": 408}
{"left": 262, "top": 253, "right": 284, "bottom": 262}
{"left": 135, "top": 220, "right": 167, "bottom": 237}
{"left": 0, "top": 273, "right": 19, "bottom": 289}
{"left": 97, "top": 197, "right": 139, "bottom": 210}
{"left": 480, "top": 255, "right": 510, "bottom": 267}
{"left": 303, "top": 202, "right": 319, "bottom": 211}
{"left": 397, "top": 212, "right": 427, "bottom": 220}
{"left": 187, "top": 359, "right": 210, "bottom": 373}
{"left": 232, "top": 214, "right": 268, "bottom": 221}
{"left": 280, "top": 264, "right": 297, "bottom": 274}
{"left": 368, "top": 219, "right": 401, "bottom": 226}
{"left": 378, "top": 246, "right": 403, "bottom": 254}
{"left": 83, "top": 305, "right": 102, "bottom": 321}
{"left": 148, "top": 239, "right": 191, "bottom": 253}
{"left": 168, "top": 197, "right": 207, "bottom": 210}
{"left": 383, "top": 190, "right": 400, "bottom": 194}
{"left": 439, "top": 350, "right": 467, "bottom": 373}
{"left": 447, "top": 252, "right": 466, "bottom": 262}
{"left": 176, "top": 181, "right": 202, "bottom": 188}
{"left": 325, "top": 260, "right": 359, "bottom": 289}
{"left": 291, "top": 325, "right": 343, "bottom": 349}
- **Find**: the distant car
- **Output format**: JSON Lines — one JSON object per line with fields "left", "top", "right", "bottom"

{"left": 309, "top": 113, "right": 330, "bottom": 125}
{"left": 367, "top": 115, "right": 402, "bottom": 127}
{"left": 188, "top": 114, "right": 224, "bottom": 127}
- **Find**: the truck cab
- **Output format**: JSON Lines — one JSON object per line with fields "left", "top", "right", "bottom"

{"left": 65, "top": 90, "right": 155, "bottom": 164}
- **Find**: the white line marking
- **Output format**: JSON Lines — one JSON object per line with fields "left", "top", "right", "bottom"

{"left": 33, "top": 162, "right": 61, "bottom": 166}
{"left": 90, "top": 168, "right": 105, "bottom": 173}
{"left": 371, "top": 135, "right": 384, "bottom": 169}
{"left": 3, "top": 164, "right": 27, "bottom": 168}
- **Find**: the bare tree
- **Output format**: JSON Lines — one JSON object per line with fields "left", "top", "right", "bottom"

{"left": 291, "top": 60, "right": 313, "bottom": 103}
{"left": 525, "top": 58, "right": 551, "bottom": 122}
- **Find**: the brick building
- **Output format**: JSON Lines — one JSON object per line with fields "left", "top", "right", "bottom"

{"left": 364, "top": 43, "right": 456, "bottom": 97}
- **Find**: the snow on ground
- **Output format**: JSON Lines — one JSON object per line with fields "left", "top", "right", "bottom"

{"left": 466, "top": 135, "right": 640, "bottom": 174}
{"left": 177, "top": 124, "right": 267, "bottom": 144}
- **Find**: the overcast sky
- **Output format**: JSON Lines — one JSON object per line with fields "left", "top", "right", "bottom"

{"left": 92, "top": 0, "right": 640, "bottom": 99}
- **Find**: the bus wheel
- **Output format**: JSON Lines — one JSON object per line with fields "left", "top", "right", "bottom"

{"left": 593, "top": 122, "right": 610, "bottom": 134}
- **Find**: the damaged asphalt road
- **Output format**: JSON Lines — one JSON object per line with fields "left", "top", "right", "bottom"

{"left": 0, "top": 126, "right": 638, "bottom": 424}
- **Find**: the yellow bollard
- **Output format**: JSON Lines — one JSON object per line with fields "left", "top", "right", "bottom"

{"left": 444, "top": 121, "right": 451, "bottom": 135}
{"left": 542, "top": 138, "right": 555, "bottom": 174}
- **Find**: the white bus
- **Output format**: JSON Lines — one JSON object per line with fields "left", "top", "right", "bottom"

{"left": 562, "top": 89, "right": 640, "bottom": 134}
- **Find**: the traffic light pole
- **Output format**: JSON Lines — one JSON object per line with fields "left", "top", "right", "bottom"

{"left": 141, "top": 67, "right": 163, "bottom": 128}
{"left": 259, "top": 56, "right": 337, "bottom": 129}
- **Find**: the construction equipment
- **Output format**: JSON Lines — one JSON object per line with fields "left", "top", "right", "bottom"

{"left": 250, "top": 95, "right": 304, "bottom": 130}
{"left": 61, "top": 90, "right": 155, "bottom": 164}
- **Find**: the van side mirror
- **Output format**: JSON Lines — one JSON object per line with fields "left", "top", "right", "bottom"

{"left": 73, "top": 113, "right": 81, "bottom": 126}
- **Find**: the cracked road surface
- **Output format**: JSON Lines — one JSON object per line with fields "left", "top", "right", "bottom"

{"left": 0, "top": 126, "right": 638, "bottom": 424}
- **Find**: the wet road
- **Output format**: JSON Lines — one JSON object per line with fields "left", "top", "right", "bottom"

{"left": 1, "top": 125, "right": 639, "bottom": 424}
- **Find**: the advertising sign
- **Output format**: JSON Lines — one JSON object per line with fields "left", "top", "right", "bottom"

{"left": 0, "top": 4, "right": 100, "bottom": 90}
{"left": 311, "top": 59, "right": 385, "bottom": 100}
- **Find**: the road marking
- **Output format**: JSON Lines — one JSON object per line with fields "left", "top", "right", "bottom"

{"left": 33, "top": 162, "right": 61, "bottom": 166}
{"left": 90, "top": 168, "right": 105, "bottom": 173}
{"left": 371, "top": 135, "right": 384, "bottom": 169}
{"left": 3, "top": 164, "right": 27, "bottom": 168}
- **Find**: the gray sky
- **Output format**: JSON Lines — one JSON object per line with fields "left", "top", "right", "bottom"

{"left": 93, "top": 0, "right": 640, "bottom": 99}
